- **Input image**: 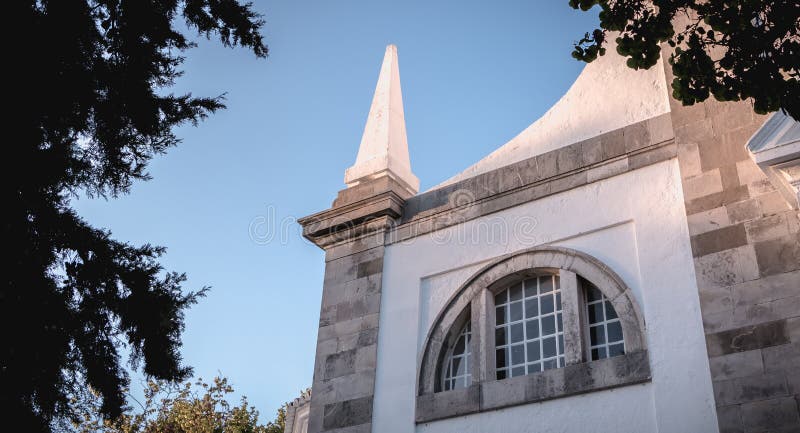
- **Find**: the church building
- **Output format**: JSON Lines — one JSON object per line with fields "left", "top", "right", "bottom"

{"left": 288, "top": 40, "right": 800, "bottom": 433}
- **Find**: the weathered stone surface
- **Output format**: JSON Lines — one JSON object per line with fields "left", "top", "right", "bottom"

{"left": 688, "top": 206, "right": 731, "bottom": 236}
{"left": 684, "top": 169, "right": 724, "bottom": 201}
{"left": 732, "top": 270, "right": 800, "bottom": 308}
{"left": 727, "top": 199, "right": 762, "bottom": 224}
{"left": 706, "top": 320, "right": 790, "bottom": 357}
{"left": 691, "top": 224, "right": 749, "bottom": 257}
{"left": 694, "top": 245, "right": 760, "bottom": 289}
{"left": 714, "top": 373, "right": 789, "bottom": 405}
{"left": 740, "top": 397, "right": 800, "bottom": 432}
{"left": 746, "top": 213, "right": 793, "bottom": 243}
{"left": 758, "top": 191, "right": 793, "bottom": 216}
{"left": 716, "top": 404, "right": 744, "bottom": 433}
{"left": 415, "top": 386, "right": 480, "bottom": 423}
{"left": 686, "top": 185, "right": 751, "bottom": 215}
{"left": 762, "top": 342, "right": 800, "bottom": 373}
{"left": 709, "top": 350, "right": 764, "bottom": 381}
{"left": 322, "top": 396, "right": 373, "bottom": 431}
{"left": 754, "top": 233, "right": 800, "bottom": 277}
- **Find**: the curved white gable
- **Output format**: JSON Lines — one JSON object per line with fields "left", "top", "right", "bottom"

{"left": 436, "top": 49, "right": 671, "bottom": 188}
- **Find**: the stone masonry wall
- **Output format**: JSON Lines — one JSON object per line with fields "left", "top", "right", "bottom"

{"left": 305, "top": 244, "right": 384, "bottom": 433}
{"left": 666, "top": 55, "right": 800, "bottom": 432}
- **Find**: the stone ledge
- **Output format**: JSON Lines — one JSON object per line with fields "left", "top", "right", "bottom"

{"left": 415, "top": 351, "right": 651, "bottom": 424}
{"left": 390, "top": 116, "right": 676, "bottom": 245}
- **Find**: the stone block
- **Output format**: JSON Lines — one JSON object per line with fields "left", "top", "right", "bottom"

{"left": 691, "top": 224, "right": 748, "bottom": 257}
{"left": 678, "top": 141, "right": 703, "bottom": 178}
{"left": 732, "top": 269, "right": 800, "bottom": 308}
{"left": 687, "top": 185, "right": 751, "bottom": 215}
{"left": 684, "top": 169, "right": 724, "bottom": 202}
{"left": 356, "top": 257, "right": 383, "bottom": 279}
{"left": 709, "top": 350, "right": 764, "bottom": 380}
{"left": 322, "top": 396, "right": 373, "bottom": 431}
{"left": 700, "top": 285, "right": 734, "bottom": 315}
{"left": 694, "top": 245, "right": 760, "bottom": 289}
{"left": 688, "top": 206, "right": 731, "bottom": 236}
{"left": 556, "top": 143, "right": 583, "bottom": 173}
{"left": 480, "top": 376, "right": 526, "bottom": 410}
{"left": 536, "top": 150, "right": 559, "bottom": 180}
{"left": 324, "top": 349, "right": 356, "bottom": 380}
{"left": 737, "top": 160, "right": 768, "bottom": 186}
{"left": 706, "top": 320, "right": 790, "bottom": 357}
{"left": 647, "top": 113, "right": 674, "bottom": 144}
{"left": 746, "top": 213, "right": 792, "bottom": 243}
{"left": 740, "top": 397, "right": 800, "bottom": 432}
{"left": 731, "top": 296, "right": 800, "bottom": 331}
{"left": 623, "top": 119, "right": 651, "bottom": 152}
{"left": 759, "top": 191, "right": 794, "bottom": 216}
{"left": 704, "top": 309, "right": 735, "bottom": 333}
{"left": 727, "top": 199, "right": 763, "bottom": 224}
{"left": 755, "top": 233, "right": 800, "bottom": 277}
{"left": 550, "top": 171, "right": 587, "bottom": 195}
{"left": 601, "top": 128, "right": 626, "bottom": 160}
{"left": 581, "top": 136, "right": 604, "bottom": 165}
{"left": 716, "top": 404, "right": 744, "bottom": 433}
{"left": 698, "top": 134, "right": 751, "bottom": 172}
{"left": 714, "top": 373, "right": 789, "bottom": 405}
{"left": 763, "top": 342, "right": 800, "bottom": 373}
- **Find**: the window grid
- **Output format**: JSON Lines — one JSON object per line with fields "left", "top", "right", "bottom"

{"left": 585, "top": 284, "right": 625, "bottom": 360}
{"left": 442, "top": 322, "right": 471, "bottom": 391}
{"left": 494, "top": 275, "right": 564, "bottom": 380}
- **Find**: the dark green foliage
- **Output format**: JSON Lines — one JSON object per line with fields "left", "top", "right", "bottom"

{"left": 569, "top": 0, "right": 800, "bottom": 119}
{"left": 3, "top": 1, "right": 266, "bottom": 432}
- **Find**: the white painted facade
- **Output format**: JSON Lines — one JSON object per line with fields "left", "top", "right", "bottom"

{"left": 373, "top": 160, "right": 717, "bottom": 433}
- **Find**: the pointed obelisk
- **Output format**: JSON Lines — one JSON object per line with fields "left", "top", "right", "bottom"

{"left": 344, "top": 44, "right": 419, "bottom": 195}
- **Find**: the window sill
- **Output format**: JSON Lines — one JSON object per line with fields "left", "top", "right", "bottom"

{"left": 415, "top": 350, "right": 651, "bottom": 424}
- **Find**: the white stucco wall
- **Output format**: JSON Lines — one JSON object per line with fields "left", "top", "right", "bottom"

{"left": 373, "top": 159, "right": 718, "bottom": 433}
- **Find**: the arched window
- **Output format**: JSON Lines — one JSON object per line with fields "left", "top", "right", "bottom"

{"left": 417, "top": 247, "right": 649, "bottom": 423}
{"left": 494, "top": 275, "right": 564, "bottom": 379}
{"left": 441, "top": 322, "right": 471, "bottom": 391}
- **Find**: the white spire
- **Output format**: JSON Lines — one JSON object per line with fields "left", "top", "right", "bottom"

{"left": 344, "top": 44, "right": 419, "bottom": 195}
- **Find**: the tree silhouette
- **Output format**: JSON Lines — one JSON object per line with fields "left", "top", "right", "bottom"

{"left": 569, "top": 0, "right": 799, "bottom": 119}
{"left": 3, "top": 1, "right": 266, "bottom": 432}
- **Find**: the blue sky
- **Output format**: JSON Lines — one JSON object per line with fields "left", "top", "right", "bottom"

{"left": 73, "top": 0, "right": 598, "bottom": 419}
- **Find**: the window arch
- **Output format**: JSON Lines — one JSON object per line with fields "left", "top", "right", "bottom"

{"left": 416, "top": 247, "right": 648, "bottom": 423}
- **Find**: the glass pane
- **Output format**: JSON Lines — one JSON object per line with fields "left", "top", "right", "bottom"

{"left": 540, "top": 276, "right": 553, "bottom": 293}
{"left": 588, "top": 302, "right": 604, "bottom": 323}
{"left": 526, "top": 341, "right": 540, "bottom": 361}
{"left": 587, "top": 285, "right": 602, "bottom": 302}
{"left": 495, "top": 327, "right": 507, "bottom": 346}
{"left": 607, "top": 321, "right": 623, "bottom": 343}
{"left": 543, "top": 359, "right": 557, "bottom": 371}
{"left": 524, "top": 298, "right": 538, "bottom": 318}
{"left": 591, "top": 347, "right": 607, "bottom": 360}
{"left": 557, "top": 335, "right": 564, "bottom": 354}
{"left": 510, "top": 301, "right": 523, "bottom": 322}
{"left": 553, "top": 275, "right": 560, "bottom": 290}
{"left": 510, "top": 323, "right": 524, "bottom": 343}
{"left": 496, "top": 369, "right": 507, "bottom": 380}
{"left": 605, "top": 301, "right": 618, "bottom": 320}
{"left": 555, "top": 292, "right": 562, "bottom": 310}
{"left": 512, "top": 366, "right": 525, "bottom": 377}
{"left": 589, "top": 325, "right": 605, "bottom": 346}
{"left": 541, "top": 294, "right": 554, "bottom": 315}
{"left": 542, "top": 315, "right": 556, "bottom": 336}
{"left": 542, "top": 337, "right": 556, "bottom": 358}
{"left": 496, "top": 348, "right": 507, "bottom": 369}
{"left": 527, "top": 363, "right": 541, "bottom": 374}
{"left": 511, "top": 344, "right": 525, "bottom": 365}
{"left": 444, "top": 379, "right": 451, "bottom": 391}
{"left": 510, "top": 284, "right": 523, "bottom": 301}
{"left": 609, "top": 343, "right": 625, "bottom": 357}
{"left": 525, "top": 319, "right": 539, "bottom": 339}
{"left": 453, "top": 356, "right": 464, "bottom": 376}
{"left": 556, "top": 313, "right": 563, "bottom": 332}
{"left": 495, "top": 290, "right": 507, "bottom": 305}
{"left": 496, "top": 306, "right": 506, "bottom": 325}
{"left": 524, "top": 278, "right": 538, "bottom": 297}
{"left": 453, "top": 336, "right": 465, "bottom": 355}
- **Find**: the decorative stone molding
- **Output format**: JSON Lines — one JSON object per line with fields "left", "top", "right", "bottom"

{"left": 284, "top": 391, "right": 312, "bottom": 433}
{"left": 415, "top": 246, "right": 649, "bottom": 422}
